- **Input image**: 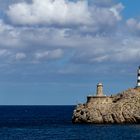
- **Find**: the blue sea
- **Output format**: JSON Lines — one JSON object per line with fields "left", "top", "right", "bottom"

{"left": 0, "top": 106, "right": 139, "bottom": 140}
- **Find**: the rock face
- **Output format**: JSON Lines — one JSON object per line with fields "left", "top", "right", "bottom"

{"left": 72, "top": 88, "right": 140, "bottom": 124}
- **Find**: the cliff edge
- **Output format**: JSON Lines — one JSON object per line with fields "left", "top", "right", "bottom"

{"left": 72, "top": 88, "right": 140, "bottom": 124}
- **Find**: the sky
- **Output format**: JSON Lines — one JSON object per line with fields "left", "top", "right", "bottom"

{"left": 0, "top": 0, "right": 140, "bottom": 105}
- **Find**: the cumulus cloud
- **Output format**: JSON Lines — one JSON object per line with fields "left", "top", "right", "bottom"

{"left": 126, "top": 18, "right": 140, "bottom": 35}
{"left": 6, "top": 0, "right": 123, "bottom": 31}
{"left": 7, "top": 0, "right": 91, "bottom": 26}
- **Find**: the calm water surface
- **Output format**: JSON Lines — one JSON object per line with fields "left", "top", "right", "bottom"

{"left": 0, "top": 106, "right": 139, "bottom": 140}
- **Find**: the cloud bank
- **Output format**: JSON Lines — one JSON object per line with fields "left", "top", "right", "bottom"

{"left": 0, "top": 0, "right": 138, "bottom": 78}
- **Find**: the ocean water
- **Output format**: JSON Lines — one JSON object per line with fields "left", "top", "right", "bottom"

{"left": 0, "top": 106, "right": 139, "bottom": 140}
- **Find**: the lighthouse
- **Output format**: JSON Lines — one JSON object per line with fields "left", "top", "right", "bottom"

{"left": 136, "top": 66, "right": 140, "bottom": 88}
{"left": 96, "top": 83, "right": 104, "bottom": 96}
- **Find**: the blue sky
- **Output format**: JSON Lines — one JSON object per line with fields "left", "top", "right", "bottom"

{"left": 0, "top": 0, "right": 140, "bottom": 105}
{"left": 120, "top": 0, "right": 140, "bottom": 19}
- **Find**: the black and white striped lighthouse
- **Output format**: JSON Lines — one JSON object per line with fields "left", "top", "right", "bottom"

{"left": 136, "top": 66, "right": 140, "bottom": 88}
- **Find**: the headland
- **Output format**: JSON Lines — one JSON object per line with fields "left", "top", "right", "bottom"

{"left": 72, "top": 67, "right": 140, "bottom": 124}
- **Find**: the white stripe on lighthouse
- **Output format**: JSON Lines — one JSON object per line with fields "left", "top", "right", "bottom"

{"left": 138, "top": 77, "right": 140, "bottom": 80}
{"left": 138, "top": 83, "right": 140, "bottom": 87}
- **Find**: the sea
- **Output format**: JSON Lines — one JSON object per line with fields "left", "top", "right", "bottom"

{"left": 0, "top": 106, "right": 139, "bottom": 140}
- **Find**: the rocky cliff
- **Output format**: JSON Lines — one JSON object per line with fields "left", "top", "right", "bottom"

{"left": 72, "top": 88, "right": 140, "bottom": 124}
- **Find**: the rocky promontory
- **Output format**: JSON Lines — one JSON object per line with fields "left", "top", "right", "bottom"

{"left": 72, "top": 88, "right": 140, "bottom": 124}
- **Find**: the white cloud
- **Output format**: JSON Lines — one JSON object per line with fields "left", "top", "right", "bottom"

{"left": 0, "top": 19, "right": 13, "bottom": 33}
{"left": 0, "top": 49, "right": 11, "bottom": 57}
{"left": 6, "top": 0, "right": 123, "bottom": 30}
{"left": 7, "top": 0, "right": 91, "bottom": 26}
{"left": 0, "top": 18, "right": 139, "bottom": 65}
{"left": 35, "top": 49, "right": 63, "bottom": 61}
{"left": 16, "top": 52, "right": 26, "bottom": 60}
{"left": 0, "top": 19, "right": 22, "bottom": 48}
{"left": 71, "top": 36, "right": 140, "bottom": 64}
{"left": 1, "top": 21, "right": 139, "bottom": 65}
{"left": 109, "top": 3, "right": 124, "bottom": 20}
{"left": 127, "top": 18, "right": 137, "bottom": 26}
{"left": 126, "top": 18, "right": 140, "bottom": 34}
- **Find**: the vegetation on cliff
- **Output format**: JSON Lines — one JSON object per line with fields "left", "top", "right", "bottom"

{"left": 72, "top": 88, "right": 140, "bottom": 124}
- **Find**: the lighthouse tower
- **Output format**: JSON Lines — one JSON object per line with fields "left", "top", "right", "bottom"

{"left": 96, "top": 83, "right": 104, "bottom": 96}
{"left": 136, "top": 66, "right": 140, "bottom": 88}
